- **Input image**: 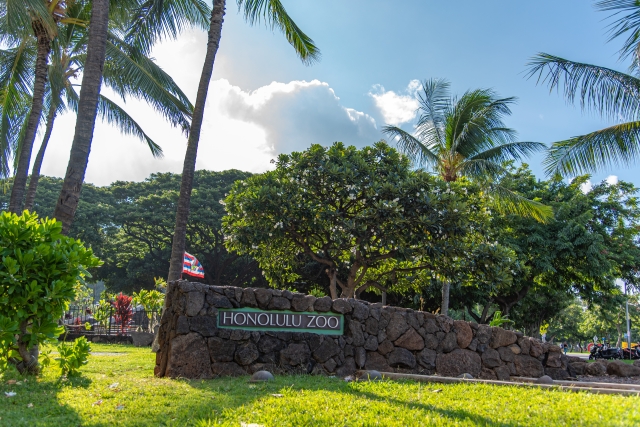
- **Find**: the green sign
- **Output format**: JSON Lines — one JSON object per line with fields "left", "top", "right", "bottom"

{"left": 217, "top": 307, "right": 344, "bottom": 335}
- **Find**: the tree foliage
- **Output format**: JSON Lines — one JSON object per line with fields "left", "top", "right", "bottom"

{"left": 0, "top": 170, "right": 267, "bottom": 294}
{"left": 0, "top": 211, "right": 101, "bottom": 374}
{"left": 223, "top": 142, "right": 488, "bottom": 298}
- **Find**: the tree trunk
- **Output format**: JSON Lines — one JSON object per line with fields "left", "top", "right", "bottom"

{"left": 328, "top": 269, "right": 337, "bottom": 300}
{"left": 441, "top": 281, "right": 450, "bottom": 316}
{"left": 17, "top": 321, "right": 39, "bottom": 374}
{"left": 8, "top": 21, "right": 51, "bottom": 213}
{"left": 167, "top": 0, "right": 226, "bottom": 281}
{"left": 53, "top": 0, "right": 110, "bottom": 233}
{"left": 24, "top": 105, "right": 57, "bottom": 211}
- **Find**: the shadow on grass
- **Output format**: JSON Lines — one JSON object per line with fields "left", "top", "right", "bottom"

{"left": 0, "top": 368, "right": 92, "bottom": 427}
{"left": 155, "top": 375, "right": 520, "bottom": 427}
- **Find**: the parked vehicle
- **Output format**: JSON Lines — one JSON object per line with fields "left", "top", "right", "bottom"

{"left": 621, "top": 345, "right": 640, "bottom": 360}
{"left": 589, "top": 343, "right": 622, "bottom": 360}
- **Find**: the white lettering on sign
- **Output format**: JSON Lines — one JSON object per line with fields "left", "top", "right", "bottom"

{"left": 218, "top": 309, "right": 343, "bottom": 334}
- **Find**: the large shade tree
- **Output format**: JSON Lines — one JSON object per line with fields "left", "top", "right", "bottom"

{"left": 166, "top": 0, "right": 320, "bottom": 282}
{"left": 475, "top": 167, "right": 640, "bottom": 323}
{"left": 223, "top": 142, "right": 487, "bottom": 299}
{"left": 526, "top": 0, "right": 640, "bottom": 176}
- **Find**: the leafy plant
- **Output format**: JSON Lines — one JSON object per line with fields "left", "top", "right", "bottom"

{"left": 490, "top": 311, "right": 513, "bottom": 328}
{"left": 114, "top": 293, "right": 133, "bottom": 335}
{"left": 0, "top": 211, "right": 101, "bottom": 374}
{"left": 132, "top": 289, "right": 164, "bottom": 332}
{"left": 0, "top": 317, "right": 18, "bottom": 372}
{"left": 71, "top": 283, "right": 93, "bottom": 309}
{"left": 154, "top": 277, "right": 167, "bottom": 292}
{"left": 93, "top": 299, "right": 113, "bottom": 332}
{"left": 56, "top": 336, "right": 91, "bottom": 376}
{"left": 308, "top": 285, "right": 327, "bottom": 298}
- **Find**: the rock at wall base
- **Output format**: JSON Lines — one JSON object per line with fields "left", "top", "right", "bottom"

{"left": 131, "top": 331, "right": 155, "bottom": 347}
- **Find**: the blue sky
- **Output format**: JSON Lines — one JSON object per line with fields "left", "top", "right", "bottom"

{"left": 40, "top": 0, "right": 640, "bottom": 186}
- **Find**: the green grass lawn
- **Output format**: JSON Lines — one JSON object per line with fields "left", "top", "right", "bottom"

{"left": 1, "top": 344, "right": 639, "bottom": 427}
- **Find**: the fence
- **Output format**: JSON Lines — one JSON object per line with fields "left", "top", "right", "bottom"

{"left": 60, "top": 306, "right": 161, "bottom": 337}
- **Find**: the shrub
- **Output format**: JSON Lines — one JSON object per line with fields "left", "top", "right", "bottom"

{"left": 93, "top": 299, "right": 113, "bottom": 332}
{"left": 0, "top": 211, "right": 101, "bottom": 374}
{"left": 56, "top": 336, "right": 91, "bottom": 376}
{"left": 489, "top": 311, "right": 513, "bottom": 328}
{"left": 114, "top": 293, "right": 133, "bottom": 334}
{"left": 132, "top": 289, "right": 164, "bottom": 332}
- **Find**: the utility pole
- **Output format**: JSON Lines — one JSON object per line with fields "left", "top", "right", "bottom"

{"left": 625, "top": 281, "right": 632, "bottom": 359}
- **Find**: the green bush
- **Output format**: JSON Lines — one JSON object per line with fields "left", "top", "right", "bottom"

{"left": 56, "top": 336, "right": 91, "bottom": 376}
{"left": 0, "top": 211, "right": 101, "bottom": 374}
{"left": 132, "top": 289, "right": 164, "bottom": 332}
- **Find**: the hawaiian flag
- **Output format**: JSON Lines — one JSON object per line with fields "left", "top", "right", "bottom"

{"left": 183, "top": 252, "right": 205, "bottom": 278}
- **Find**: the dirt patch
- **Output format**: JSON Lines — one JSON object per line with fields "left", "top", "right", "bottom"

{"left": 576, "top": 375, "right": 640, "bottom": 385}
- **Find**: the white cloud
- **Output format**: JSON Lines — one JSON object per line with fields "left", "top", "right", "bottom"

{"left": 369, "top": 80, "right": 421, "bottom": 126}
{"left": 38, "top": 78, "right": 380, "bottom": 186}
{"left": 32, "top": 29, "right": 382, "bottom": 187}
{"left": 580, "top": 180, "right": 592, "bottom": 194}
{"left": 606, "top": 175, "right": 619, "bottom": 185}
{"left": 216, "top": 79, "right": 380, "bottom": 156}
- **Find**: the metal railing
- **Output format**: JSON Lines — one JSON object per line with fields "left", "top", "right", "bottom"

{"left": 60, "top": 306, "right": 161, "bottom": 336}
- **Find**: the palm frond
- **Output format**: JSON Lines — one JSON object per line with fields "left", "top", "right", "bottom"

{"left": 238, "top": 0, "right": 320, "bottom": 65}
{"left": 1, "top": 0, "right": 58, "bottom": 43}
{"left": 103, "top": 34, "right": 193, "bottom": 133}
{"left": 124, "top": 0, "right": 211, "bottom": 54}
{"left": 526, "top": 53, "right": 640, "bottom": 121}
{"left": 97, "top": 94, "right": 164, "bottom": 158}
{"left": 0, "top": 40, "right": 36, "bottom": 178}
{"left": 448, "top": 90, "right": 517, "bottom": 157}
{"left": 467, "top": 141, "right": 547, "bottom": 163}
{"left": 544, "top": 120, "right": 640, "bottom": 176}
{"left": 382, "top": 125, "right": 439, "bottom": 167}
{"left": 490, "top": 183, "right": 554, "bottom": 223}
{"left": 458, "top": 158, "right": 505, "bottom": 181}
{"left": 596, "top": 0, "right": 640, "bottom": 69}
{"left": 414, "top": 78, "right": 449, "bottom": 149}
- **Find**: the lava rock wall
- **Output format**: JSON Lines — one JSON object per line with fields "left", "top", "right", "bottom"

{"left": 154, "top": 281, "right": 570, "bottom": 380}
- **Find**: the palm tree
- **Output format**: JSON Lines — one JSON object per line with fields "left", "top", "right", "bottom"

{"left": 382, "top": 78, "right": 550, "bottom": 315}
{"left": 13, "top": 1, "right": 194, "bottom": 210}
{"left": 165, "top": 0, "right": 320, "bottom": 282}
{"left": 52, "top": 0, "right": 209, "bottom": 233}
{"left": 0, "top": 1, "right": 193, "bottom": 210}
{"left": 2, "top": 0, "right": 75, "bottom": 213}
{"left": 526, "top": 0, "right": 640, "bottom": 176}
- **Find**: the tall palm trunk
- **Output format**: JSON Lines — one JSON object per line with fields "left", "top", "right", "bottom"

{"left": 8, "top": 21, "right": 51, "bottom": 213}
{"left": 24, "top": 105, "right": 57, "bottom": 211}
{"left": 53, "top": 0, "right": 110, "bottom": 233}
{"left": 439, "top": 172, "right": 456, "bottom": 316}
{"left": 167, "top": 0, "right": 226, "bottom": 281}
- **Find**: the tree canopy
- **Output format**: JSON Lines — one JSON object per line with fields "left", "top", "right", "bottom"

{"left": 223, "top": 142, "right": 489, "bottom": 298}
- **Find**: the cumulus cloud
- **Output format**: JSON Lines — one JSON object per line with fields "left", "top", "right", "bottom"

{"left": 213, "top": 79, "right": 380, "bottom": 156}
{"left": 39, "top": 79, "right": 381, "bottom": 186}
{"left": 36, "top": 28, "right": 382, "bottom": 186}
{"left": 606, "top": 175, "right": 619, "bottom": 185}
{"left": 369, "top": 80, "right": 421, "bottom": 126}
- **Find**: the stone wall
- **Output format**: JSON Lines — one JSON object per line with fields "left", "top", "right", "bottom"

{"left": 154, "top": 281, "right": 571, "bottom": 380}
